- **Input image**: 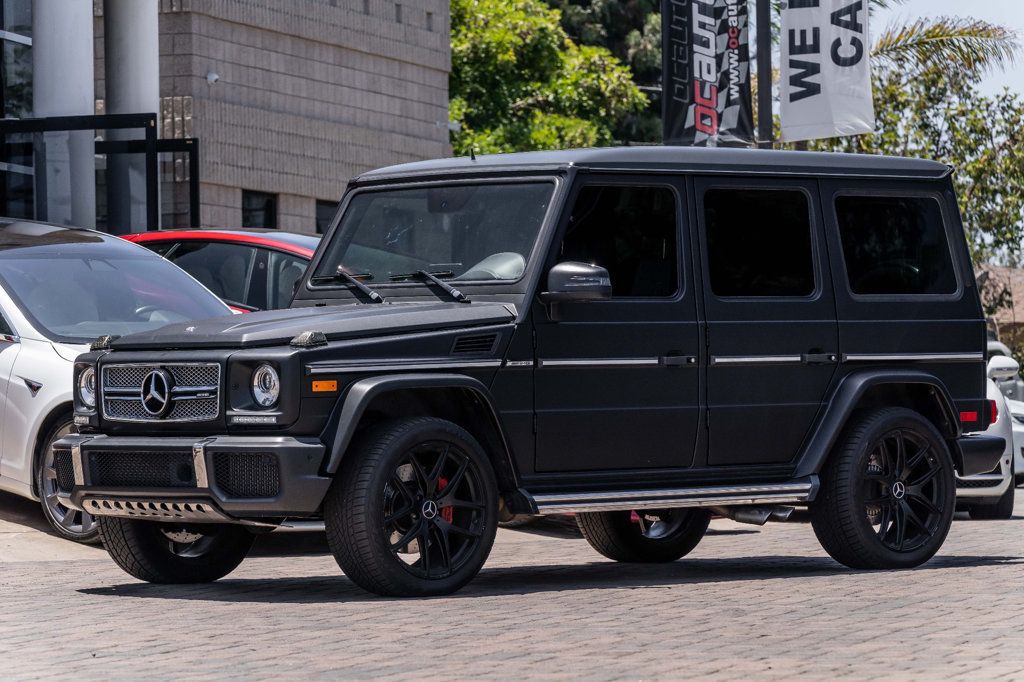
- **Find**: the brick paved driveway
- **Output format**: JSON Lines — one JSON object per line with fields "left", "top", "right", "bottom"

{"left": 1, "top": 490, "right": 1021, "bottom": 680}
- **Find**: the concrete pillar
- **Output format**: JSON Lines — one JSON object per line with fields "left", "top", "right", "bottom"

{"left": 32, "top": 0, "right": 96, "bottom": 228}
{"left": 104, "top": 0, "right": 160, "bottom": 234}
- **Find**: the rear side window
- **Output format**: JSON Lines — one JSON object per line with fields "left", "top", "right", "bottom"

{"left": 704, "top": 188, "right": 815, "bottom": 297}
{"left": 167, "top": 242, "right": 257, "bottom": 306}
{"left": 836, "top": 195, "right": 956, "bottom": 295}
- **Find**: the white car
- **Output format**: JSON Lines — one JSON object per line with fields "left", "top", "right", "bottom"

{"left": 955, "top": 356, "right": 1017, "bottom": 519}
{"left": 1004, "top": 396, "right": 1024, "bottom": 487}
{"left": 0, "top": 220, "right": 231, "bottom": 542}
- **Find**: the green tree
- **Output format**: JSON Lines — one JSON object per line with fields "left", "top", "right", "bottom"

{"left": 450, "top": 0, "right": 647, "bottom": 155}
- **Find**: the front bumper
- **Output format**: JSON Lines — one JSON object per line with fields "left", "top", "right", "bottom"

{"left": 54, "top": 434, "right": 331, "bottom": 524}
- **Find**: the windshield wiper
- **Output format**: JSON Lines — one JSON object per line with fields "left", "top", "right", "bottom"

{"left": 390, "top": 270, "right": 470, "bottom": 304}
{"left": 310, "top": 267, "right": 387, "bottom": 303}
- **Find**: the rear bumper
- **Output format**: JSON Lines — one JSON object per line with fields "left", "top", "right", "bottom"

{"left": 54, "top": 434, "right": 332, "bottom": 523}
{"left": 956, "top": 434, "right": 1006, "bottom": 477}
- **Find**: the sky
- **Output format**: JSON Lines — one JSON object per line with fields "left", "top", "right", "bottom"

{"left": 873, "top": 0, "right": 1024, "bottom": 96}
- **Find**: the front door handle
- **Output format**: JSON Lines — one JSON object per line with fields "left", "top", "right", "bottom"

{"left": 661, "top": 355, "right": 697, "bottom": 367}
{"left": 802, "top": 352, "right": 837, "bottom": 365}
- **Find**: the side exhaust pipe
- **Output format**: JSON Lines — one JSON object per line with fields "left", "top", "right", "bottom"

{"left": 709, "top": 505, "right": 795, "bottom": 526}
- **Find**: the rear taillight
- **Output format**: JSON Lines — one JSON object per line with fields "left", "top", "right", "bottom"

{"left": 990, "top": 399, "right": 999, "bottom": 425}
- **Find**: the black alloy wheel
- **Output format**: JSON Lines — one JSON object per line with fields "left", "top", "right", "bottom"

{"left": 325, "top": 418, "right": 499, "bottom": 597}
{"left": 383, "top": 440, "right": 488, "bottom": 580}
{"left": 812, "top": 407, "right": 955, "bottom": 570}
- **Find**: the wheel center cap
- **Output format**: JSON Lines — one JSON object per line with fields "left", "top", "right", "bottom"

{"left": 421, "top": 500, "right": 439, "bottom": 520}
{"left": 891, "top": 480, "right": 906, "bottom": 500}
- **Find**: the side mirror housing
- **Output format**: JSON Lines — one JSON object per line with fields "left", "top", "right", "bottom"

{"left": 539, "top": 261, "right": 612, "bottom": 304}
{"left": 988, "top": 355, "right": 1020, "bottom": 381}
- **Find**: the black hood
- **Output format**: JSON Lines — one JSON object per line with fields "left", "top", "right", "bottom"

{"left": 109, "top": 302, "right": 517, "bottom": 350}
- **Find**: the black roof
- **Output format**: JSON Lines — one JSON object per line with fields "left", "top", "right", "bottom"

{"left": 355, "top": 146, "right": 950, "bottom": 182}
{"left": 0, "top": 219, "right": 145, "bottom": 255}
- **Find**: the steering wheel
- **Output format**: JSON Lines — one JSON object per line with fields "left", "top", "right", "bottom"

{"left": 133, "top": 305, "right": 163, "bottom": 318}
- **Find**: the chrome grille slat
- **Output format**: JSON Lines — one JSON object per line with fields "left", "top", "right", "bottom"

{"left": 101, "top": 363, "right": 221, "bottom": 423}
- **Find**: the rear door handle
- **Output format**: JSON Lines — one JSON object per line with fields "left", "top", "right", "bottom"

{"left": 661, "top": 355, "right": 697, "bottom": 367}
{"left": 802, "top": 353, "right": 837, "bottom": 365}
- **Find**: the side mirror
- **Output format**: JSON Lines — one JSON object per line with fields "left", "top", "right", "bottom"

{"left": 988, "top": 355, "right": 1020, "bottom": 381}
{"left": 539, "top": 262, "right": 612, "bottom": 304}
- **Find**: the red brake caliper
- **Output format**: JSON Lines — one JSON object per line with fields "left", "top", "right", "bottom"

{"left": 437, "top": 477, "right": 454, "bottom": 523}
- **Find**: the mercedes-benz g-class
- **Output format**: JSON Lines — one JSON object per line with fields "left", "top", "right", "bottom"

{"left": 58, "top": 147, "right": 1004, "bottom": 596}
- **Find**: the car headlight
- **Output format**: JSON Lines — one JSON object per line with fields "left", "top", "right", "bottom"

{"left": 251, "top": 364, "right": 280, "bottom": 408}
{"left": 78, "top": 367, "right": 97, "bottom": 409}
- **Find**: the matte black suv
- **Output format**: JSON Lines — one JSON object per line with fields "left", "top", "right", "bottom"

{"left": 58, "top": 147, "right": 1004, "bottom": 596}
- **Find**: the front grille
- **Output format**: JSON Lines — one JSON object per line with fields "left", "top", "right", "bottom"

{"left": 101, "top": 363, "right": 220, "bottom": 423}
{"left": 53, "top": 448, "right": 75, "bottom": 492}
{"left": 88, "top": 451, "right": 196, "bottom": 488}
{"left": 956, "top": 477, "right": 1003, "bottom": 489}
{"left": 213, "top": 452, "right": 280, "bottom": 498}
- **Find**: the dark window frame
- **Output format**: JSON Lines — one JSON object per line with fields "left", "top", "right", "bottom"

{"left": 700, "top": 183, "right": 821, "bottom": 301}
{"left": 831, "top": 189, "right": 963, "bottom": 301}
{"left": 241, "top": 189, "right": 278, "bottom": 229}
{"left": 550, "top": 179, "right": 685, "bottom": 301}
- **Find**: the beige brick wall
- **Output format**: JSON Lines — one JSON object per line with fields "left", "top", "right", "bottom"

{"left": 96, "top": 0, "right": 451, "bottom": 233}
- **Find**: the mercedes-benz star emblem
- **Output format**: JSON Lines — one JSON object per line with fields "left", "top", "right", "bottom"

{"left": 141, "top": 369, "right": 174, "bottom": 417}
{"left": 421, "top": 500, "right": 439, "bottom": 520}
{"left": 891, "top": 480, "right": 906, "bottom": 500}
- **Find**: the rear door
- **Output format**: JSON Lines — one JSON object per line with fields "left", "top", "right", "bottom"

{"left": 693, "top": 176, "right": 839, "bottom": 466}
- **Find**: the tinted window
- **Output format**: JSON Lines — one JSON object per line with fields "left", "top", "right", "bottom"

{"left": 836, "top": 195, "right": 956, "bottom": 295}
{"left": 0, "top": 251, "right": 229, "bottom": 343}
{"left": 242, "top": 190, "right": 277, "bottom": 229}
{"left": 267, "top": 250, "right": 307, "bottom": 309}
{"left": 0, "top": 311, "right": 13, "bottom": 336}
{"left": 705, "top": 188, "right": 815, "bottom": 297}
{"left": 167, "top": 242, "right": 256, "bottom": 306}
{"left": 559, "top": 185, "right": 678, "bottom": 297}
{"left": 315, "top": 182, "right": 553, "bottom": 283}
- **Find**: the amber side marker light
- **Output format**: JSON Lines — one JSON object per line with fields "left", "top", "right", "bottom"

{"left": 312, "top": 380, "right": 338, "bottom": 393}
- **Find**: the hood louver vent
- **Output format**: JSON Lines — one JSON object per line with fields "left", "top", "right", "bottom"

{"left": 451, "top": 334, "right": 498, "bottom": 355}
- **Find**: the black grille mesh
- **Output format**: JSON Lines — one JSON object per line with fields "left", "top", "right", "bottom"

{"left": 213, "top": 452, "right": 280, "bottom": 498}
{"left": 956, "top": 478, "right": 1003, "bottom": 489}
{"left": 88, "top": 451, "right": 195, "bottom": 488}
{"left": 53, "top": 449, "right": 75, "bottom": 492}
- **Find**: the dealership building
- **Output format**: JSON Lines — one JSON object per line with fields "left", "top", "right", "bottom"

{"left": 1, "top": 0, "right": 450, "bottom": 234}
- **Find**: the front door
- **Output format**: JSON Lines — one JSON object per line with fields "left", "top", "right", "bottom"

{"left": 533, "top": 177, "right": 701, "bottom": 472}
{"left": 693, "top": 176, "right": 839, "bottom": 466}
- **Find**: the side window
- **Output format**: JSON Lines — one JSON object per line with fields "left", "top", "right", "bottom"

{"left": 167, "top": 242, "right": 256, "bottom": 305}
{"left": 0, "top": 311, "right": 13, "bottom": 336}
{"left": 267, "top": 251, "right": 307, "bottom": 309}
{"left": 146, "top": 241, "right": 178, "bottom": 257}
{"left": 704, "top": 188, "right": 815, "bottom": 297}
{"left": 835, "top": 195, "right": 956, "bottom": 295}
{"left": 559, "top": 185, "right": 679, "bottom": 297}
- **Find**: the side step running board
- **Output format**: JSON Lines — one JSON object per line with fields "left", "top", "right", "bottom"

{"left": 529, "top": 477, "right": 818, "bottom": 515}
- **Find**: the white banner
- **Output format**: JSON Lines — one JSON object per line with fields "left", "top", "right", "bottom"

{"left": 780, "top": 0, "right": 875, "bottom": 142}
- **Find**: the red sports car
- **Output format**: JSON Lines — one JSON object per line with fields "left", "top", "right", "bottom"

{"left": 124, "top": 229, "right": 320, "bottom": 311}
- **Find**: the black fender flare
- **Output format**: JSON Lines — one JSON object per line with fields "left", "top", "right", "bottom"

{"left": 793, "top": 370, "right": 962, "bottom": 478}
{"left": 321, "top": 373, "right": 518, "bottom": 486}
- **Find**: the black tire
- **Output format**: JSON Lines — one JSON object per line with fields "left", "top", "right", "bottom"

{"left": 34, "top": 417, "right": 100, "bottom": 544}
{"left": 576, "top": 508, "right": 711, "bottom": 563}
{"left": 811, "top": 407, "right": 955, "bottom": 569}
{"left": 968, "top": 461, "right": 1015, "bottom": 520}
{"left": 99, "top": 517, "right": 254, "bottom": 583}
{"left": 325, "top": 417, "right": 499, "bottom": 597}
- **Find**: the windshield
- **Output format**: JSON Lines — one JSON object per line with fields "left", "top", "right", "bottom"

{"left": 0, "top": 250, "right": 231, "bottom": 343}
{"left": 313, "top": 182, "right": 554, "bottom": 285}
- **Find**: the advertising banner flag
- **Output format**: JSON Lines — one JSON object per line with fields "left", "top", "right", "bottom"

{"left": 662, "top": 0, "right": 754, "bottom": 147}
{"left": 780, "top": 0, "right": 875, "bottom": 142}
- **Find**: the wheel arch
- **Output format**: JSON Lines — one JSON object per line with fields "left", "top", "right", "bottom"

{"left": 30, "top": 402, "right": 74, "bottom": 498}
{"left": 322, "top": 374, "right": 519, "bottom": 491}
{"left": 794, "top": 371, "right": 962, "bottom": 479}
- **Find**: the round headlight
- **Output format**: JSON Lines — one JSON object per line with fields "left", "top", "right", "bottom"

{"left": 78, "top": 367, "right": 97, "bottom": 409}
{"left": 251, "top": 364, "right": 280, "bottom": 408}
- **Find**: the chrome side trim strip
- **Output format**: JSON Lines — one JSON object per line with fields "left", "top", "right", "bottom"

{"left": 537, "top": 358, "right": 661, "bottom": 368}
{"left": 71, "top": 441, "right": 86, "bottom": 487}
{"left": 710, "top": 355, "right": 803, "bottom": 366}
{"left": 306, "top": 359, "right": 503, "bottom": 375}
{"left": 842, "top": 352, "right": 984, "bottom": 363}
{"left": 532, "top": 481, "right": 816, "bottom": 514}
